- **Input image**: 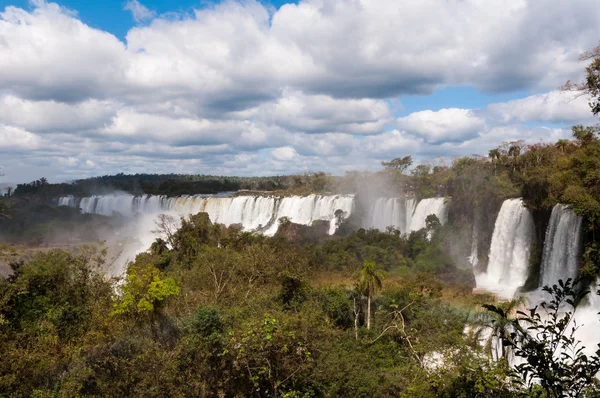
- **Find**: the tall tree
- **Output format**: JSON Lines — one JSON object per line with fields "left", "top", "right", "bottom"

{"left": 357, "top": 260, "right": 386, "bottom": 330}
{"left": 555, "top": 139, "right": 570, "bottom": 154}
{"left": 563, "top": 42, "right": 600, "bottom": 117}
{"left": 475, "top": 297, "right": 526, "bottom": 361}
{"left": 489, "top": 148, "right": 501, "bottom": 174}
{"left": 381, "top": 155, "right": 413, "bottom": 173}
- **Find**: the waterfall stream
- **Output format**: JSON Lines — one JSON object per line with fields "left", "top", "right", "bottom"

{"left": 540, "top": 204, "right": 583, "bottom": 286}
{"left": 366, "top": 197, "right": 417, "bottom": 233}
{"left": 60, "top": 194, "right": 355, "bottom": 237}
{"left": 475, "top": 198, "right": 534, "bottom": 299}
{"left": 408, "top": 198, "right": 448, "bottom": 232}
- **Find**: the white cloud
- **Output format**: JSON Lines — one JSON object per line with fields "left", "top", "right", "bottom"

{"left": 361, "top": 130, "right": 422, "bottom": 158}
{"left": 259, "top": 89, "right": 391, "bottom": 135}
{"left": 0, "top": 1, "right": 126, "bottom": 102}
{"left": 0, "top": 0, "right": 598, "bottom": 181}
{"left": 124, "top": 0, "right": 155, "bottom": 23}
{"left": 397, "top": 108, "right": 485, "bottom": 143}
{"left": 487, "top": 91, "right": 594, "bottom": 124}
{"left": 271, "top": 147, "right": 298, "bottom": 162}
{"left": 0, "top": 95, "right": 117, "bottom": 133}
{"left": 0, "top": 125, "right": 41, "bottom": 150}
{"left": 452, "top": 125, "right": 572, "bottom": 158}
{"left": 3, "top": 0, "right": 598, "bottom": 105}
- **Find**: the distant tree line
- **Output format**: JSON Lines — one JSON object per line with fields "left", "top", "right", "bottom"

{"left": 11, "top": 172, "right": 343, "bottom": 198}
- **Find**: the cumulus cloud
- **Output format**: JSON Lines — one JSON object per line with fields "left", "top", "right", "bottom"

{"left": 0, "top": 125, "right": 41, "bottom": 150}
{"left": 0, "top": 0, "right": 598, "bottom": 182}
{"left": 124, "top": 0, "right": 155, "bottom": 22}
{"left": 487, "top": 91, "right": 594, "bottom": 124}
{"left": 0, "top": 95, "right": 117, "bottom": 133}
{"left": 397, "top": 108, "right": 485, "bottom": 143}
{"left": 259, "top": 89, "right": 391, "bottom": 135}
{"left": 3, "top": 0, "right": 598, "bottom": 105}
{"left": 271, "top": 147, "right": 298, "bottom": 162}
{"left": 0, "top": 1, "right": 126, "bottom": 102}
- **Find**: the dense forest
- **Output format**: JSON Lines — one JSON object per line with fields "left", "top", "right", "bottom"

{"left": 1, "top": 44, "right": 600, "bottom": 397}
{"left": 10, "top": 172, "right": 340, "bottom": 199}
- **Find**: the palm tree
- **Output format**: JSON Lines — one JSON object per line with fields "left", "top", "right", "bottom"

{"left": 473, "top": 297, "right": 526, "bottom": 361}
{"left": 555, "top": 139, "right": 569, "bottom": 154}
{"left": 357, "top": 261, "right": 386, "bottom": 330}
{"left": 488, "top": 149, "right": 501, "bottom": 174}
{"left": 508, "top": 142, "right": 522, "bottom": 171}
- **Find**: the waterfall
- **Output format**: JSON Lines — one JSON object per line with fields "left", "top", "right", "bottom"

{"left": 59, "top": 193, "right": 354, "bottom": 237}
{"left": 468, "top": 224, "right": 478, "bottom": 268}
{"left": 475, "top": 198, "right": 534, "bottom": 299}
{"left": 366, "top": 197, "right": 416, "bottom": 233}
{"left": 469, "top": 210, "right": 480, "bottom": 268}
{"left": 573, "top": 283, "right": 600, "bottom": 357}
{"left": 540, "top": 204, "right": 583, "bottom": 287}
{"left": 58, "top": 195, "right": 78, "bottom": 207}
{"left": 405, "top": 198, "right": 416, "bottom": 231}
{"left": 408, "top": 198, "right": 448, "bottom": 232}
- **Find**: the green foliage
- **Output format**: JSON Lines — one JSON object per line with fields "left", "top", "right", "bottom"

{"left": 189, "top": 305, "right": 224, "bottom": 337}
{"left": 279, "top": 276, "right": 309, "bottom": 310}
{"left": 564, "top": 43, "right": 600, "bottom": 116}
{"left": 357, "top": 260, "right": 386, "bottom": 298}
{"left": 111, "top": 264, "right": 180, "bottom": 316}
{"left": 6, "top": 63, "right": 600, "bottom": 395}
{"left": 381, "top": 155, "right": 413, "bottom": 172}
{"left": 483, "top": 279, "right": 600, "bottom": 397}
{"left": 315, "top": 288, "right": 354, "bottom": 329}
{"left": 425, "top": 214, "right": 441, "bottom": 232}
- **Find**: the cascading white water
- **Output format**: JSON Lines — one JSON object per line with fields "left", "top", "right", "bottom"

{"left": 59, "top": 193, "right": 354, "bottom": 276}
{"left": 58, "top": 195, "right": 78, "bottom": 207}
{"left": 573, "top": 283, "right": 600, "bottom": 357}
{"left": 468, "top": 224, "right": 478, "bottom": 268}
{"left": 469, "top": 211, "right": 479, "bottom": 268}
{"left": 60, "top": 194, "right": 354, "bottom": 237}
{"left": 263, "top": 195, "right": 355, "bottom": 235}
{"left": 368, "top": 198, "right": 403, "bottom": 232}
{"left": 408, "top": 198, "right": 448, "bottom": 232}
{"left": 540, "top": 204, "right": 583, "bottom": 287}
{"left": 367, "top": 197, "right": 416, "bottom": 233}
{"left": 79, "top": 194, "right": 157, "bottom": 216}
{"left": 405, "top": 198, "right": 416, "bottom": 230}
{"left": 475, "top": 198, "right": 534, "bottom": 299}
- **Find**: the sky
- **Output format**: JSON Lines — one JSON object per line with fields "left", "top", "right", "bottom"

{"left": 0, "top": 0, "right": 599, "bottom": 183}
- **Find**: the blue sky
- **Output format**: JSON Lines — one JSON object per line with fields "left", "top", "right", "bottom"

{"left": 5, "top": 0, "right": 298, "bottom": 40}
{"left": 0, "top": 0, "right": 598, "bottom": 182}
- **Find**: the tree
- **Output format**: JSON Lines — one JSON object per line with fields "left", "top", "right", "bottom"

{"left": 572, "top": 124, "right": 598, "bottom": 147}
{"left": 425, "top": 214, "right": 441, "bottom": 233}
{"left": 411, "top": 164, "right": 432, "bottom": 176}
{"left": 563, "top": 42, "right": 600, "bottom": 117}
{"left": 555, "top": 139, "right": 570, "bottom": 154}
{"left": 357, "top": 260, "right": 386, "bottom": 330}
{"left": 334, "top": 209, "right": 347, "bottom": 228}
{"left": 475, "top": 297, "right": 526, "bottom": 361}
{"left": 111, "top": 264, "right": 180, "bottom": 318}
{"left": 483, "top": 279, "right": 600, "bottom": 397}
{"left": 489, "top": 148, "right": 501, "bottom": 174}
{"left": 508, "top": 140, "right": 524, "bottom": 170}
{"left": 381, "top": 155, "right": 413, "bottom": 173}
